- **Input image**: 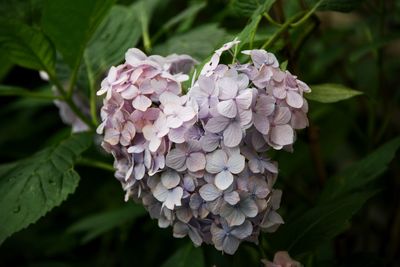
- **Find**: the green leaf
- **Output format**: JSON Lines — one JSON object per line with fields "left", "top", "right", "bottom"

{"left": 0, "top": 85, "right": 56, "bottom": 100}
{"left": 153, "top": 24, "right": 228, "bottom": 60}
{"left": 41, "top": 0, "right": 114, "bottom": 69}
{"left": 0, "top": 133, "right": 92, "bottom": 244}
{"left": 319, "top": 136, "right": 400, "bottom": 202}
{"left": 237, "top": 0, "right": 276, "bottom": 50}
{"left": 161, "top": 244, "right": 205, "bottom": 267}
{"left": 85, "top": 4, "right": 142, "bottom": 79}
{"left": 230, "top": 0, "right": 269, "bottom": 17}
{"left": 270, "top": 192, "right": 374, "bottom": 256}
{"left": 161, "top": 2, "right": 206, "bottom": 34}
{"left": 306, "top": 84, "right": 363, "bottom": 103}
{"left": 0, "top": 19, "right": 55, "bottom": 73}
{"left": 67, "top": 203, "right": 146, "bottom": 243}
{"left": 317, "top": 0, "right": 367, "bottom": 12}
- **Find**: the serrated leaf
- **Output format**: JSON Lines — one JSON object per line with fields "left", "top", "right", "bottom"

{"left": 85, "top": 4, "right": 142, "bottom": 79}
{"left": 306, "top": 84, "right": 363, "bottom": 103}
{"left": 0, "top": 19, "right": 55, "bottom": 74}
{"left": 270, "top": 192, "right": 374, "bottom": 256}
{"left": 318, "top": 0, "right": 367, "bottom": 12}
{"left": 42, "top": 0, "right": 114, "bottom": 69}
{"left": 153, "top": 24, "right": 228, "bottom": 60}
{"left": 161, "top": 244, "right": 205, "bottom": 267}
{"left": 0, "top": 133, "right": 92, "bottom": 244}
{"left": 67, "top": 203, "right": 146, "bottom": 243}
{"left": 319, "top": 136, "right": 400, "bottom": 202}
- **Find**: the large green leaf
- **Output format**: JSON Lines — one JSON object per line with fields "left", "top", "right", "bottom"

{"left": 161, "top": 244, "right": 205, "bottom": 267}
{"left": 84, "top": 4, "right": 142, "bottom": 79}
{"left": 67, "top": 202, "right": 146, "bottom": 243}
{"left": 306, "top": 84, "right": 363, "bottom": 103}
{"left": 153, "top": 24, "right": 228, "bottom": 60}
{"left": 0, "top": 19, "right": 55, "bottom": 73}
{"left": 42, "top": 0, "right": 114, "bottom": 69}
{"left": 237, "top": 0, "right": 276, "bottom": 50}
{"left": 319, "top": 136, "right": 400, "bottom": 202}
{"left": 270, "top": 192, "right": 374, "bottom": 256}
{"left": 0, "top": 133, "right": 92, "bottom": 244}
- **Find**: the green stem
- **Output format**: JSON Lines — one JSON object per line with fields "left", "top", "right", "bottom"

{"left": 263, "top": 12, "right": 282, "bottom": 27}
{"left": 140, "top": 2, "right": 152, "bottom": 53}
{"left": 67, "top": 61, "right": 81, "bottom": 99}
{"left": 77, "top": 157, "right": 115, "bottom": 172}
{"left": 261, "top": 12, "right": 305, "bottom": 50}
{"left": 290, "top": 0, "right": 322, "bottom": 28}
{"left": 84, "top": 53, "right": 99, "bottom": 126}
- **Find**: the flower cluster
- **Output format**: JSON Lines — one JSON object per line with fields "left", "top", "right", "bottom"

{"left": 97, "top": 40, "right": 310, "bottom": 255}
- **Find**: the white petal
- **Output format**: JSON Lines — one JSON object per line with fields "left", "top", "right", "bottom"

{"left": 205, "top": 150, "right": 227, "bottom": 173}
{"left": 153, "top": 183, "right": 168, "bottom": 202}
{"left": 270, "top": 124, "right": 294, "bottom": 146}
{"left": 227, "top": 153, "right": 245, "bottom": 174}
{"left": 215, "top": 171, "right": 234, "bottom": 190}
{"left": 161, "top": 170, "right": 181, "bottom": 189}
{"left": 223, "top": 122, "right": 242, "bottom": 147}
{"left": 217, "top": 100, "right": 237, "bottom": 118}
{"left": 132, "top": 95, "right": 152, "bottom": 111}
{"left": 199, "top": 184, "right": 222, "bottom": 201}
{"left": 205, "top": 116, "right": 230, "bottom": 133}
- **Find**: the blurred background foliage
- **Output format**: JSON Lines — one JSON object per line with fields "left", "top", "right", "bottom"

{"left": 0, "top": 0, "right": 399, "bottom": 266}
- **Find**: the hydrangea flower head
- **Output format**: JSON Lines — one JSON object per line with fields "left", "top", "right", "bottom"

{"left": 97, "top": 41, "right": 311, "bottom": 255}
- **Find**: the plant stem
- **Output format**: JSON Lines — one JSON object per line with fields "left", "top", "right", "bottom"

{"left": 84, "top": 53, "right": 99, "bottom": 126}
{"left": 263, "top": 12, "right": 282, "bottom": 27}
{"left": 261, "top": 12, "right": 305, "bottom": 50}
{"left": 290, "top": 0, "right": 322, "bottom": 28}
{"left": 77, "top": 157, "right": 115, "bottom": 172}
{"left": 140, "top": 1, "right": 152, "bottom": 53}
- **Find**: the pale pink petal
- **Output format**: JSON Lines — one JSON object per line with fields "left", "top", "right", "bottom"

{"left": 186, "top": 152, "right": 206, "bottom": 172}
{"left": 218, "top": 77, "right": 238, "bottom": 100}
{"left": 236, "top": 90, "right": 253, "bottom": 109}
{"left": 273, "top": 87, "right": 286, "bottom": 99}
{"left": 217, "top": 100, "right": 237, "bottom": 118}
{"left": 223, "top": 122, "right": 242, "bottom": 147}
{"left": 120, "top": 85, "right": 138, "bottom": 99}
{"left": 286, "top": 91, "right": 303, "bottom": 108}
{"left": 253, "top": 113, "right": 270, "bottom": 135}
{"left": 274, "top": 106, "right": 291, "bottom": 125}
{"left": 132, "top": 95, "right": 152, "bottom": 111}
{"left": 271, "top": 124, "right": 294, "bottom": 146}
{"left": 104, "top": 128, "right": 120, "bottom": 145}
{"left": 205, "top": 116, "right": 230, "bottom": 133}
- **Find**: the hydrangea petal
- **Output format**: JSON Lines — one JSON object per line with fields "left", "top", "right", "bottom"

{"left": 215, "top": 170, "right": 234, "bottom": 190}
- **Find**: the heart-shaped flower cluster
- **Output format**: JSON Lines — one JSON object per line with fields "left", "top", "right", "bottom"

{"left": 97, "top": 40, "right": 310, "bottom": 255}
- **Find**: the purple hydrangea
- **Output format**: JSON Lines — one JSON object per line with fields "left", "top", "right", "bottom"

{"left": 97, "top": 41, "right": 310, "bottom": 255}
